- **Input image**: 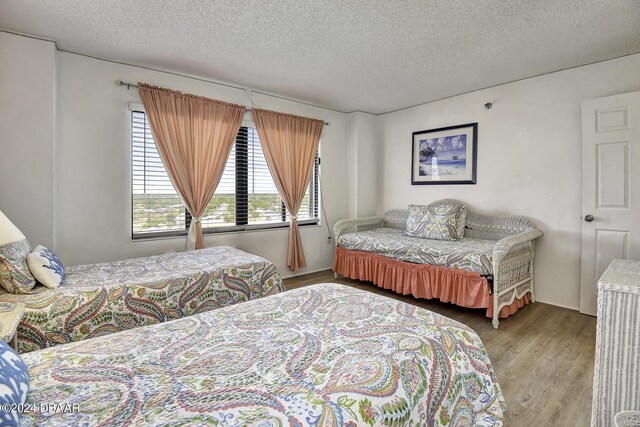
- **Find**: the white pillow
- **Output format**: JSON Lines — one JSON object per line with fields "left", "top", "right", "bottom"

{"left": 27, "top": 245, "right": 65, "bottom": 289}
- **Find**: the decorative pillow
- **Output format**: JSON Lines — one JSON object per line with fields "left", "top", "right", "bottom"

{"left": 0, "top": 340, "right": 30, "bottom": 427}
{"left": 0, "top": 210, "right": 36, "bottom": 294}
{"left": 27, "top": 245, "right": 65, "bottom": 289}
{"left": 0, "top": 240, "right": 36, "bottom": 294}
{"left": 405, "top": 204, "right": 467, "bottom": 241}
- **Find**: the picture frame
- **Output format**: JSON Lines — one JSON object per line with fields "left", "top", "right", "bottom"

{"left": 411, "top": 122, "right": 478, "bottom": 185}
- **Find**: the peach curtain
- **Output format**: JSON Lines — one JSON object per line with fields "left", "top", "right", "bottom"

{"left": 253, "top": 108, "right": 324, "bottom": 271}
{"left": 138, "top": 83, "right": 245, "bottom": 250}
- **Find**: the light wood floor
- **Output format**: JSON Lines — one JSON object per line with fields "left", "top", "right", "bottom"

{"left": 284, "top": 270, "right": 596, "bottom": 427}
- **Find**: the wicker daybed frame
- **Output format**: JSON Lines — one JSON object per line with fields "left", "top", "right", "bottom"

{"left": 333, "top": 199, "right": 543, "bottom": 328}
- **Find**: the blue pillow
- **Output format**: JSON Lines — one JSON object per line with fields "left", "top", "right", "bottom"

{"left": 0, "top": 340, "right": 30, "bottom": 426}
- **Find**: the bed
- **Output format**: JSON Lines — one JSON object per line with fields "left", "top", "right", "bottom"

{"left": 0, "top": 246, "right": 283, "bottom": 353}
{"left": 17, "top": 283, "right": 504, "bottom": 426}
{"left": 333, "top": 199, "right": 543, "bottom": 328}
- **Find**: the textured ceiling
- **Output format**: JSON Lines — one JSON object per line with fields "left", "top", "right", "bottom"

{"left": 1, "top": 1, "right": 639, "bottom": 114}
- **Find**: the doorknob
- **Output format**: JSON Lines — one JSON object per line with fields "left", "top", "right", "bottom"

{"left": 584, "top": 214, "right": 594, "bottom": 222}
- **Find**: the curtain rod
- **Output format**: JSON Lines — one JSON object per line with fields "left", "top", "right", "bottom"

{"left": 117, "top": 80, "right": 329, "bottom": 125}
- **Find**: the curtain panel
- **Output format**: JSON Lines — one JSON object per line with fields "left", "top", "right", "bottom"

{"left": 138, "top": 83, "right": 245, "bottom": 250}
{"left": 253, "top": 108, "right": 324, "bottom": 271}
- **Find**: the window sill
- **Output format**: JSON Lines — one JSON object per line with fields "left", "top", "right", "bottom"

{"left": 131, "top": 219, "right": 320, "bottom": 241}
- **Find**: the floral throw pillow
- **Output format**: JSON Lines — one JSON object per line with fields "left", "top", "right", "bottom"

{"left": 27, "top": 245, "right": 65, "bottom": 289}
{"left": 405, "top": 204, "right": 467, "bottom": 241}
{"left": 0, "top": 239, "right": 36, "bottom": 294}
{"left": 0, "top": 339, "right": 30, "bottom": 427}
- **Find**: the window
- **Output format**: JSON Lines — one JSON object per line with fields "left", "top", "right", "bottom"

{"left": 132, "top": 110, "right": 320, "bottom": 238}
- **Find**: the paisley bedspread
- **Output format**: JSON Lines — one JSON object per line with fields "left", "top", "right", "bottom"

{"left": 20, "top": 283, "right": 504, "bottom": 426}
{"left": 338, "top": 228, "right": 496, "bottom": 275}
{"left": 0, "top": 246, "right": 283, "bottom": 353}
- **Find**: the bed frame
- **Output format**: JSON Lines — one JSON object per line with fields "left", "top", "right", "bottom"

{"left": 333, "top": 199, "right": 543, "bottom": 328}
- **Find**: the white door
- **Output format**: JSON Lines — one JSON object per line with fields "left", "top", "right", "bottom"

{"left": 580, "top": 91, "right": 640, "bottom": 315}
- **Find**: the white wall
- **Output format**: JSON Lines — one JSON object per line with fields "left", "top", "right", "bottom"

{"left": 54, "top": 52, "right": 347, "bottom": 277}
{"left": 379, "top": 53, "right": 640, "bottom": 310}
{"left": 355, "top": 112, "right": 379, "bottom": 218}
{"left": 346, "top": 113, "right": 359, "bottom": 218}
{"left": 345, "top": 111, "right": 380, "bottom": 218}
{"left": 0, "top": 32, "right": 56, "bottom": 248}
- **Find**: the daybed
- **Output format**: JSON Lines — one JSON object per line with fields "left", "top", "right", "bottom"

{"left": 333, "top": 199, "right": 543, "bottom": 328}
{"left": 0, "top": 246, "right": 283, "bottom": 353}
{"left": 14, "top": 283, "right": 504, "bottom": 426}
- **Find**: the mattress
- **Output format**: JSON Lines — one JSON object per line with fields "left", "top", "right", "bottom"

{"left": 19, "top": 283, "right": 504, "bottom": 426}
{"left": 0, "top": 246, "right": 283, "bottom": 352}
{"left": 338, "top": 227, "right": 496, "bottom": 275}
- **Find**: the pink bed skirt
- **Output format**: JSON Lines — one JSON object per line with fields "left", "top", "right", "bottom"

{"left": 333, "top": 247, "right": 530, "bottom": 319}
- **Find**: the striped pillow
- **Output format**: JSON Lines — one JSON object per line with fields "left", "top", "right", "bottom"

{"left": 405, "top": 204, "right": 467, "bottom": 241}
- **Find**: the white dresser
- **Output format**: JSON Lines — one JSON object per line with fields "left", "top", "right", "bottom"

{"left": 592, "top": 259, "right": 640, "bottom": 427}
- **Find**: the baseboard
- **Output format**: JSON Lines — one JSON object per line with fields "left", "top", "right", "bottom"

{"left": 280, "top": 267, "right": 332, "bottom": 280}
{"left": 534, "top": 298, "right": 579, "bottom": 312}
{"left": 282, "top": 270, "right": 583, "bottom": 313}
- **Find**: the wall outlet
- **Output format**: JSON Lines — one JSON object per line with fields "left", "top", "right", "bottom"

{"left": 327, "top": 236, "right": 332, "bottom": 244}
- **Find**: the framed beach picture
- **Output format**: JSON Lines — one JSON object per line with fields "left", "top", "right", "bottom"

{"left": 411, "top": 122, "right": 478, "bottom": 185}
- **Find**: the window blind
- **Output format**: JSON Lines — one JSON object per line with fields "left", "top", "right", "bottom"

{"left": 132, "top": 111, "right": 319, "bottom": 237}
{"left": 132, "top": 111, "right": 187, "bottom": 234}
